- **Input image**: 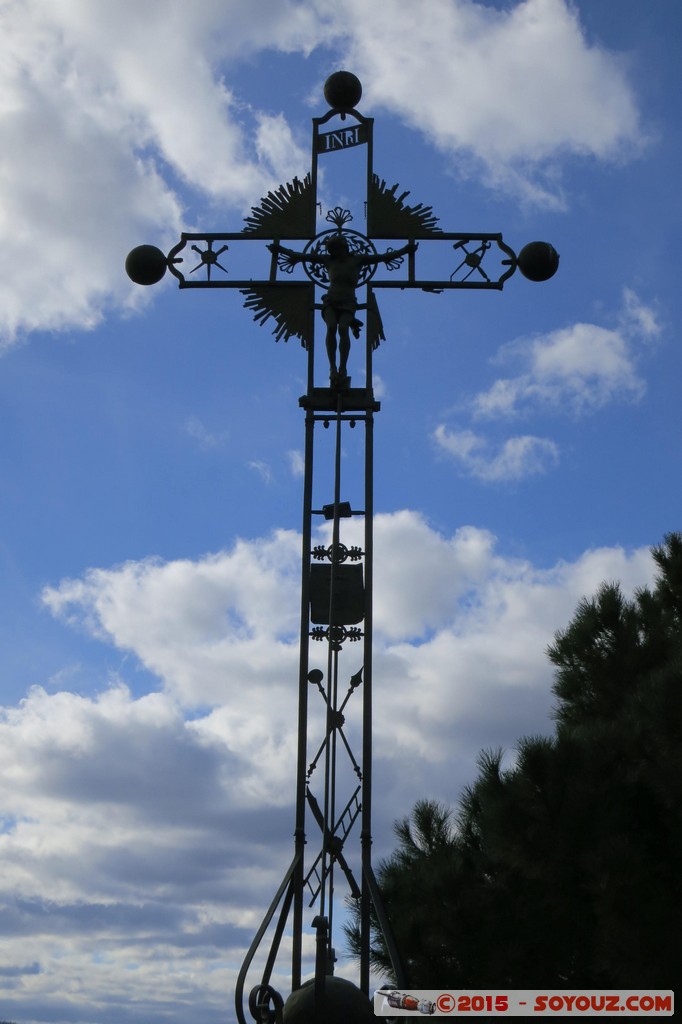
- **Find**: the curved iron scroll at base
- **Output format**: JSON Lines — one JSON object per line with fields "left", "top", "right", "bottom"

{"left": 235, "top": 851, "right": 301, "bottom": 1024}
{"left": 248, "top": 984, "right": 284, "bottom": 1024}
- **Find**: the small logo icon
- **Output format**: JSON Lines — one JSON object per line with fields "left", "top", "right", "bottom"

{"left": 382, "top": 990, "right": 436, "bottom": 1015}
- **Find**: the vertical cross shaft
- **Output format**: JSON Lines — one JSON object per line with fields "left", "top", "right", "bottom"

{"left": 234, "top": 80, "right": 405, "bottom": 1024}
{"left": 292, "top": 351, "right": 381, "bottom": 991}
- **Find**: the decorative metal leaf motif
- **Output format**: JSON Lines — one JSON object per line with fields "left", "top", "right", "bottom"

{"left": 325, "top": 207, "right": 353, "bottom": 231}
{"left": 242, "top": 174, "right": 315, "bottom": 238}
{"left": 312, "top": 543, "right": 364, "bottom": 562}
{"left": 367, "top": 287, "right": 385, "bottom": 350}
{"left": 367, "top": 174, "right": 442, "bottom": 238}
{"left": 240, "top": 283, "right": 314, "bottom": 347}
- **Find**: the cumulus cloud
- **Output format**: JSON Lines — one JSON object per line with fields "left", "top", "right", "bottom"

{"left": 327, "top": 0, "right": 645, "bottom": 206}
{"left": 0, "top": 683, "right": 290, "bottom": 1024}
{"left": 471, "top": 289, "right": 660, "bottom": 419}
{"left": 371, "top": 531, "right": 656, "bottom": 774}
{"left": 0, "top": 0, "right": 315, "bottom": 345}
{"left": 40, "top": 512, "right": 655, "bottom": 764}
{"left": 0, "top": 513, "right": 658, "bottom": 1023}
{"left": 37, "top": 513, "right": 659, "bottom": 788}
{"left": 472, "top": 323, "right": 645, "bottom": 417}
{"left": 432, "top": 291, "right": 661, "bottom": 481}
{"left": 433, "top": 425, "right": 559, "bottom": 481}
{"left": 0, "top": 0, "right": 644, "bottom": 343}
{"left": 42, "top": 531, "right": 304, "bottom": 706}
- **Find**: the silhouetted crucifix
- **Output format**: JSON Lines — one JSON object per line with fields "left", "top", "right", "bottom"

{"left": 268, "top": 234, "right": 417, "bottom": 387}
{"left": 124, "top": 69, "right": 560, "bottom": 1024}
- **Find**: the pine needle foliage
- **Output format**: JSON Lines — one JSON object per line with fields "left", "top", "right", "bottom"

{"left": 345, "top": 533, "right": 682, "bottom": 990}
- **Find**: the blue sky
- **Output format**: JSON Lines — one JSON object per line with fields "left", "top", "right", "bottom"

{"left": 0, "top": 1, "right": 680, "bottom": 1022}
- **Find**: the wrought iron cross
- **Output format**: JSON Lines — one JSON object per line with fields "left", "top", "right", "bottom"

{"left": 126, "top": 70, "right": 558, "bottom": 1024}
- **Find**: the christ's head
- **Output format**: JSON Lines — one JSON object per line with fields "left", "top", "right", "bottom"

{"left": 324, "top": 234, "right": 350, "bottom": 257}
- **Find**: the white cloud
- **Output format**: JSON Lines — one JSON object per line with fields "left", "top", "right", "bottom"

{"left": 185, "top": 415, "right": 230, "bottom": 450}
{"left": 472, "top": 290, "right": 659, "bottom": 419}
{"left": 287, "top": 449, "right": 305, "bottom": 477}
{"left": 473, "top": 324, "right": 644, "bottom": 417}
{"left": 0, "top": 0, "right": 645, "bottom": 343}
{"left": 373, "top": 514, "right": 496, "bottom": 639}
{"left": 249, "top": 459, "right": 273, "bottom": 483}
{"left": 326, "top": 0, "right": 645, "bottom": 206}
{"left": 433, "top": 425, "right": 559, "bottom": 481}
{"left": 372, "top": 373, "right": 387, "bottom": 398}
{"left": 42, "top": 531, "right": 304, "bottom": 707}
{"left": 36, "top": 516, "right": 658, "bottom": 797}
{"left": 372, "top": 532, "right": 655, "bottom": 768}
{"left": 621, "top": 287, "right": 662, "bottom": 343}
{"left": 0, "top": 680, "right": 291, "bottom": 1024}
{"left": 255, "top": 112, "right": 310, "bottom": 184}
{"left": 0, "top": 0, "right": 314, "bottom": 345}
{"left": 435, "top": 290, "right": 660, "bottom": 482}
{"left": 0, "top": 513, "right": 656, "bottom": 1022}
{"left": 40, "top": 511, "right": 655, "bottom": 762}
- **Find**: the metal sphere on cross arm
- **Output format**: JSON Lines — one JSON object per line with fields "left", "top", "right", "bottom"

{"left": 517, "top": 240, "right": 560, "bottom": 282}
{"left": 125, "top": 244, "right": 167, "bottom": 286}
{"left": 324, "top": 70, "right": 362, "bottom": 111}
{"left": 283, "top": 977, "right": 374, "bottom": 1024}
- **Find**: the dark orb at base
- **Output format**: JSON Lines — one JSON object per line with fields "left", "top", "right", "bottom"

{"left": 517, "top": 241, "right": 560, "bottom": 282}
{"left": 125, "top": 244, "right": 167, "bottom": 286}
{"left": 283, "top": 977, "right": 373, "bottom": 1024}
{"left": 324, "top": 71, "right": 362, "bottom": 111}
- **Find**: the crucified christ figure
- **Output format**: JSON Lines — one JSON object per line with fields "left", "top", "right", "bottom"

{"left": 268, "top": 234, "right": 417, "bottom": 387}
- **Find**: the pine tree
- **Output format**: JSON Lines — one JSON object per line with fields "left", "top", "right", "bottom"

{"left": 345, "top": 533, "right": 682, "bottom": 989}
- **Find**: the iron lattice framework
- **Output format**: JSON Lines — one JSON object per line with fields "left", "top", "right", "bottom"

{"left": 126, "top": 72, "right": 558, "bottom": 1024}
